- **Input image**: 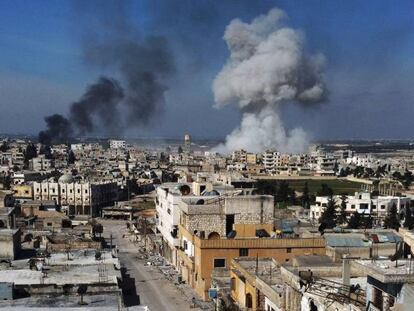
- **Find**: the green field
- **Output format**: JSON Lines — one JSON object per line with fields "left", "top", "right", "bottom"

{"left": 262, "top": 179, "right": 363, "bottom": 195}
{"left": 288, "top": 179, "right": 362, "bottom": 194}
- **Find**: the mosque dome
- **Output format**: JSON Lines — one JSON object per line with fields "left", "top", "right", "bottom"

{"left": 58, "top": 173, "right": 74, "bottom": 183}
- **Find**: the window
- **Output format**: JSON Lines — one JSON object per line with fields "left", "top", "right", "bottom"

{"left": 47, "top": 222, "right": 52, "bottom": 227}
{"left": 239, "top": 248, "right": 248, "bottom": 256}
{"left": 85, "top": 189, "right": 88, "bottom": 194}
{"left": 287, "top": 248, "right": 292, "bottom": 253}
{"left": 351, "top": 205, "right": 355, "bottom": 209}
{"left": 70, "top": 190, "right": 73, "bottom": 193}
{"left": 372, "top": 205, "right": 376, "bottom": 209}
{"left": 77, "top": 189, "right": 80, "bottom": 194}
{"left": 381, "top": 205, "right": 386, "bottom": 210}
{"left": 230, "top": 278, "right": 236, "bottom": 291}
{"left": 62, "top": 189, "right": 65, "bottom": 193}
{"left": 167, "top": 208, "right": 171, "bottom": 215}
{"left": 213, "top": 258, "right": 226, "bottom": 268}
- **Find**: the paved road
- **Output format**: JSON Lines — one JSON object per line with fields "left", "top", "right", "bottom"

{"left": 101, "top": 220, "right": 201, "bottom": 311}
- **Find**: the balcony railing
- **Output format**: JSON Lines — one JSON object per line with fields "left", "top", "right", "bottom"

{"left": 195, "top": 237, "right": 325, "bottom": 249}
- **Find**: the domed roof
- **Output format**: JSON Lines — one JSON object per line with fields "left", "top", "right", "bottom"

{"left": 58, "top": 174, "right": 74, "bottom": 183}
{"left": 202, "top": 190, "right": 220, "bottom": 196}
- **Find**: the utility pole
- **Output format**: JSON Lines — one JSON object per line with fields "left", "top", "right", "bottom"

{"left": 110, "top": 233, "right": 113, "bottom": 255}
{"left": 143, "top": 218, "right": 147, "bottom": 251}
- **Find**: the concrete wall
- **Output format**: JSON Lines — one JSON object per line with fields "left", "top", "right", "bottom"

{"left": 326, "top": 244, "right": 396, "bottom": 262}
{"left": 0, "top": 229, "right": 20, "bottom": 259}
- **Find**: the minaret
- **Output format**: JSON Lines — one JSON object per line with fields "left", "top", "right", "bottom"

{"left": 184, "top": 134, "right": 191, "bottom": 154}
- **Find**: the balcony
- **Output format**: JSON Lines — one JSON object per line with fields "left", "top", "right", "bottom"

{"left": 195, "top": 235, "right": 325, "bottom": 249}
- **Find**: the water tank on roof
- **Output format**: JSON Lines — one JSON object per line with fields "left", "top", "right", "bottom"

{"left": 178, "top": 184, "right": 191, "bottom": 196}
{"left": 202, "top": 190, "right": 220, "bottom": 196}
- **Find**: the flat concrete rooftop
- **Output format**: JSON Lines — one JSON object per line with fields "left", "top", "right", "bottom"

{"left": 353, "top": 259, "right": 414, "bottom": 283}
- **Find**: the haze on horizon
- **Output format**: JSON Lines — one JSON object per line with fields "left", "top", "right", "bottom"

{"left": 1, "top": 0, "right": 414, "bottom": 143}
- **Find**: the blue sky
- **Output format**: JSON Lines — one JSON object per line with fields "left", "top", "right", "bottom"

{"left": 1, "top": 0, "right": 414, "bottom": 140}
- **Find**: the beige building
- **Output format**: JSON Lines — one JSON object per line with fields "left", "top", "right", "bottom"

{"left": 176, "top": 195, "right": 325, "bottom": 300}
{"left": 33, "top": 174, "right": 117, "bottom": 216}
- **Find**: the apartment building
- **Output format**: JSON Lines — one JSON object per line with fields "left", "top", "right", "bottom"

{"left": 310, "top": 192, "right": 411, "bottom": 220}
{"left": 262, "top": 151, "right": 281, "bottom": 174}
{"left": 29, "top": 155, "right": 54, "bottom": 171}
{"left": 33, "top": 174, "right": 117, "bottom": 216}
{"left": 155, "top": 180, "right": 234, "bottom": 266}
{"left": 109, "top": 139, "right": 126, "bottom": 149}
{"left": 176, "top": 195, "right": 325, "bottom": 300}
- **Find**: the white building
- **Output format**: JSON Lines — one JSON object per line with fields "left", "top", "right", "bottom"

{"left": 155, "top": 180, "right": 235, "bottom": 266}
{"left": 262, "top": 150, "right": 281, "bottom": 174}
{"left": 311, "top": 192, "right": 411, "bottom": 220}
{"left": 109, "top": 140, "right": 126, "bottom": 149}
{"left": 29, "top": 155, "right": 53, "bottom": 171}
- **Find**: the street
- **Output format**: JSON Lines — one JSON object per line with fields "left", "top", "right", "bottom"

{"left": 100, "top": 220, "right": 211, "bottom": 311}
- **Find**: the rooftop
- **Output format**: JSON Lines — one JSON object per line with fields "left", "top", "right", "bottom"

{"left": 353, "top": 259, "right": 414, "bottom": 283}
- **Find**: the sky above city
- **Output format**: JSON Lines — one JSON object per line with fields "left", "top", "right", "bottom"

{"left": 1, "top": 0, "right": 414, "bottom": 141}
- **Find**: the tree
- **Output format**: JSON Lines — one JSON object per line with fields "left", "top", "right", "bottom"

{"left": 301, "top": 182, "right": 310, "bottom": 209}
{"left": 276, "top": 181, "right": 290, "bottom": 203}
{"left": 317, "top": 184, "right": 333, "bottom": 196}
{"left": 384, "top": 203, "right": 400, "bottom": 230}
{"left": 289, "top": 188, "right": 297, "bottom": 206}
{"left": 0, "top": 142, "right": 8, "bottom": 152}
{"left": 319, "top": 195, "right": 337, "bottom": 229}
{"left": 333, "top": 162, "right": 339, "bottom": 174}
{"left": 404, "top": 206, "right": 414, "bottom": 229}
{"left": 361, "top": 214, "right": 373, "bottom": 229}
{"left": 39, "top": 144, "right": 53, "bottom": 159}
{"left": 67, "top": 150, "right": 76, "bottom": 164}
{"left": 336, "top": 195, "right": 348, "bottom": 225}
{"left": 402, "top": 170, "right": 414, "bottom": 189}
{"left": 353, "top": 166, "right": 365, "bottom": 178}
{"left": 255, "top": 180, "right": 277, "bottom": 195}
{"left": 24, "top": 143, "right": 37, "bottom": 162}
{"left": 77, "top": 284, "right": 88, "bottom": 305}
{"left": 348, "top": 211, "right": 361, "bottom": 229}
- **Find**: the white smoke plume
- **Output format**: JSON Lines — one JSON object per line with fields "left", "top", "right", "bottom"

{"left": 212, "top": 8, "right": 325, "bottom": 154}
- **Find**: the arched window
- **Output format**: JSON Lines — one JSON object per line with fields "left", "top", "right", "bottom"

{"left": 208, "top": 232, "right": 220, "bottom": 240}
{"left": 246, "top": 293, "right": 253, "bottom": 308}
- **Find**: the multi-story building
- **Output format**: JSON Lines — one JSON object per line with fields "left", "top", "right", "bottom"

{"left": 176, "top": 194, "right": 325, "bottom": 300}
{"left": 310, "top": 192, "right": 411, "bottom": 220}
{"left": 33, "top": 174, "right": 117, "bottom": 216}
{"left": 155, "top": 181, "right": 234, "bottom": 266}
{"left": 29, "top": 155, "right": 54, "bottom": 171}
{"left": 109, "top": 140, "right": 126, "bottom": 149}
{"left": 232, "top": 149, "right": 247, "bottom": 163}
{"left": 262, "top": 150, "right": 280, "bottom": 174}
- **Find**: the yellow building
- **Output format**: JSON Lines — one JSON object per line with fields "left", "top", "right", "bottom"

{"left": 230, "top": 257, "right": 284, "bottom": 311}
{"left": 12, "top": 184, "right": 33, "bottom": 199}
{"left": 246, "top": 153, "right": 257, "bottom": 165}
{"left": 177, "top": 223, "right": 325, "bottom": 300}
